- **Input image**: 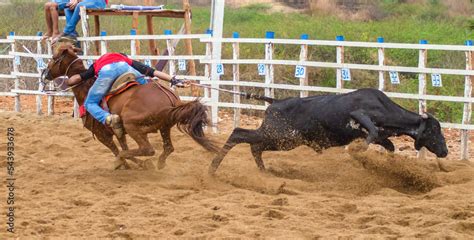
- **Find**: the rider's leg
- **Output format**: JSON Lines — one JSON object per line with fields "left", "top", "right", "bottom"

{"left": 126, "top": 65, "right": 148, "bottom": 85}
{"left": 84, "top": 64, "right": 118, "bottom": 124}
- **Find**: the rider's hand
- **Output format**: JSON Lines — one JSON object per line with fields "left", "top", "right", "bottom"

{"left": 170, "top": 76, "right": 188, "bottom": 88}
{"left": 68, "top": 0, "right": 78, "bottom": 10}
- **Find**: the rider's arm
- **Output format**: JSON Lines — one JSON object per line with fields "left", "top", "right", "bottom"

{"left": 79, "top": 65, "right": 95, "bottom": 80}
{"left": 130, "top": 60, "right": 173, "bottom": 82}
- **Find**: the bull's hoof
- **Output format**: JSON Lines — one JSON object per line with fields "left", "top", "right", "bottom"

{"left": 157, "top": 161, "right": 166, "bottom": 170}
{"left": 144, "top": 159, "right": 157, "bottom": 171}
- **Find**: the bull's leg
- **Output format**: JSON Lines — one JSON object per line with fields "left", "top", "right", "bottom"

{"left": 157, "top": 127, "right": 174, "bottom": 170}
{"left": 118, "top": 127, "right": 155, "bottom": 159}
{"left": 250, "top": 144, "right": 266, "bottom": 171}
{"left": 208, "top": 128, "right": 262, "bottom": 174}
{"left": 375, "top": 138, "right": 395, "bottom": 152}
{"left": 117, "top": 134, "right": 148, "bottom": 168}
{"left": 350, "top": 110, "right": 379, "bottom": 144}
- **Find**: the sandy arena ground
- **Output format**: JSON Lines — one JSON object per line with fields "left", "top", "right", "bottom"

{"left": 0, "top": 101, "right": 474, "bottom": 239}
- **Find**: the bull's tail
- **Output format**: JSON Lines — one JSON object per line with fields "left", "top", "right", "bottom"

{"left": 244, "top": 93, "right": 274, "bottom": 104}
{"left": 166, "top": 100, "right": 219, "bottom": 153}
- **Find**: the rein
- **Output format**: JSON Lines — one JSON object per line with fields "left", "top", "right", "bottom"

{"left": 44, "top": 56, "right": 85, "bottom": 92}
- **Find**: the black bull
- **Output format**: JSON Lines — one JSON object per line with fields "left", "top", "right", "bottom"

{"left": 209, "top": 88, "right": 448, "bottom": 174}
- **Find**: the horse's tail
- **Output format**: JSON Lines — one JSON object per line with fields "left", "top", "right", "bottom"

{"left": 167, "top": 100, "right": 219, "bottom": 153}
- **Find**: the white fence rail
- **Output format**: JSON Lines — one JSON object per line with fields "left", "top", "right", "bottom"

{"left": 0, "top": 33, "right": 472, "bottom": 160}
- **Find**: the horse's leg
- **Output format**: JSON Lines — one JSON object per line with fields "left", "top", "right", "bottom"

{"left": 95, "top": 131, "right": 130, "bottom": 170}
{"left": 117, "top": 134, "right": 149, "bottom": 168}
{"left": 157, "top": 127, "right": 174, "bottom": 170}
{"left": 118, "top": 125, "right": 155, "bottom": 159}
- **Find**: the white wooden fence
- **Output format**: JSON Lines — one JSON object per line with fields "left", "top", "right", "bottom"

{"left": 0, "top": 33, "right": 472, "bottom": 160}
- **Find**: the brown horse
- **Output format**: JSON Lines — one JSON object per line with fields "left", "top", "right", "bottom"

{"left": 44, "top": 43, "right": 218, "bottom": 170}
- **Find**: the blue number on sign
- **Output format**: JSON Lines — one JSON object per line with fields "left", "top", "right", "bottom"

{"left": 431, "top": 73, "right": 442, "bottom": 87}
{"left": 87, "top": 59, "right": 94, "bottom": 68}
{"left": 216, "top": 63, "right": 224, "bottom": 75}
{"left": 144, "top": 59, "right": 152, "bottom": 67}
{"left": 258, "top": 64, "right": 266, "bottom": 76}
{"left": 389, "top": 71, "right": 400, "bottom": 84}
{"left": 14, "top": 56, "right": 20, "bottom": 65}
{"left": 341, "top": 68, "right": 351, "bottom": 81}
{"left": 178, "top": 59, "right": 186, "bottom": 71}
{"left": 295, "top": 65, "right": 306, "bottom": 78}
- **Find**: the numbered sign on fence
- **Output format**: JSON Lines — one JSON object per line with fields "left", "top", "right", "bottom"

{"left": 86, "top": 59, "right": 94, "bottom": 68}
{"left": 257, "top": 64, "right": 266, "bottom": 76}
{"left": 37, "top": 58, "right": 47, "bottom": 69}
{"left": 341, "top": 68, "right": 351, "bottom": 81}
{"left": 144, "top": 59, "right": 152, "bottom": 67}
{"left": 14, "top": 56, "right": 20, "bottom": 65}
{"left": 295, "top": 65, "right": 306, "bottom": 78}
{"left": 389, "top": 71, "right": 400, "bottom": 84}
{"left": 178, "top": 59, "right": 186, "bottom": 71}
{"left": 216, "top": 63, "right": 224, "bottom": 76}
{"left": 431, "top": 73, "right": 442, "bottom": 87}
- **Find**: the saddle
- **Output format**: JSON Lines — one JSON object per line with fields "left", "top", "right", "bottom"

{"left": 79, "top": 72, "right": 140, "bottom": 118}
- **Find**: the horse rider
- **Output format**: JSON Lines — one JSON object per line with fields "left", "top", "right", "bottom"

{"left": 66, "top": 52, "right": 188, "bottom": 136}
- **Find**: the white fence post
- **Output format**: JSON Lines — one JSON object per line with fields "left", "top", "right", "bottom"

{"left": 79, "top": 6, "right": 90, "bottom": 52}
{"left": 100, "top": 31, "right": 107, "bottom": 54}
{"left": 299, "top": 34, "right": 309, "bottom": 98}
{"left": 210, "top": 0, "right": 225, "bottom": 131}
{"left": 336, "top": 35, "right": 345, "bottom": 89}
{"left": 204, "top": 29, "right": 212, "bottom": 100}
{"left": 130, "top": 29, "right": 137, "bottom": 56}
{"left": 35, "top": 32, "right": 43, "bottom": 115}
{"left": 46, "top": 40, "right": 54, "bottom": 115}
{"left": 165, "top": 30, "right": 176, "bottom": 77}
{"left": 418, "top": 39, "right": 428, "bottom": 158}
{"left": 9, "top": 32, "right": 21, "bottom": 112}
{"left": 264, "top": 31, "right": 275, "bottom": 106}
{"left": 461, "top": 40, "right": 473, "bottom": 161}
{"left": 232, "top": 32, "right": 240, "bottom": 128}
{"left": 377, "top": 37, "right": 385, "bottom": 91}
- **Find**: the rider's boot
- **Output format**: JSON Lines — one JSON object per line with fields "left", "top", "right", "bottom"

{"left": 106, "top": 114, "right": 124, "bottom": 138}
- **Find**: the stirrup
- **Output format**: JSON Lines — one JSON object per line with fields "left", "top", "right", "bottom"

{"left": 106, "top": 114, "right": 124, "bottom": 138}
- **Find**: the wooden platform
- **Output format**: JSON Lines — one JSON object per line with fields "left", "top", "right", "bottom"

{"left": 86, "top": 9, "right": 186, "bottom": 18}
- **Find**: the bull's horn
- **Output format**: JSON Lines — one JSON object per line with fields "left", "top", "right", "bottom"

{"left": 421, "top": 113, "right": 428, "bottom": 119}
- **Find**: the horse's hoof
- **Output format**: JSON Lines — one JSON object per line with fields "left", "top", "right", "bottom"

{"left": 157, "top": 162, "right": 166, "bottom": 170}
{"left": 144, "top": 159, "right": 157, "bottom": 171}
{"left": 113, "top": 159, "right": 123, "bottom": 170}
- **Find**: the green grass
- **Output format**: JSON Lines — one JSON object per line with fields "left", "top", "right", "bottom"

{"left": 0, "top": 1, "right": 472, "bottom": 122}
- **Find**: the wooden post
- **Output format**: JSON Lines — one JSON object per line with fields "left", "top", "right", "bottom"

{"left": 183, "top": 0, "right": 198, "bottom": 96}
{"left": 9, "top": 32, "right": 20, "bottom": 112}
{"left": 79, "top": 6, "right": 90, "bottom": 53}
{"left": 94, "top": 15, "right": 101, "bottom": 55}
{"left": 132, "top": 11, "right": 140, "bottom": 55}
{"left": 377, "top": 37, "right": 385, "bottom": 91}
{"left": 36, "top": 32, "right": 43, "bottom": 115}
{"left": 418, "top": 39, "right": 428, "bottom": 159}
{"left": 336, "top": 35, "right": 345, "bottom": 89}
{"left": 299, "top": 34, "right": 309, "bottom": 98}
{"left": 461, "top": 40, "right": 473, "bottom": 161}
{"left": 232, "top": 32, "right": 240, "bottom": 128}
{"left": 264, "top": 31, "right": 275, "bottom": 106}
{"left": 46, "top": 41, "right": 54, "bottom": 115}
{"left": 146, "top": 16, "right": 158, "bottom": 66}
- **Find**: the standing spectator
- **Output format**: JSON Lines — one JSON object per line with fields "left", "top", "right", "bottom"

{"left": 42, "top": 0, "right": 69, "bottom": 41}
{"left": 53, "top": 0, "right": 108, "bottom": 43}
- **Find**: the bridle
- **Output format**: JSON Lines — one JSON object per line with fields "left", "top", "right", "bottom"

{"left": 42, "top": 54, "right": 84, "bottom": 92}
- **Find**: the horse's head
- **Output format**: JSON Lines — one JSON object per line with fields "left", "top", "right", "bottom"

{"left": 415, "top": 113, "right": 448, "bottom": 158}
{"left": 43, "top": 43, "right": 81, "bottom": 81}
